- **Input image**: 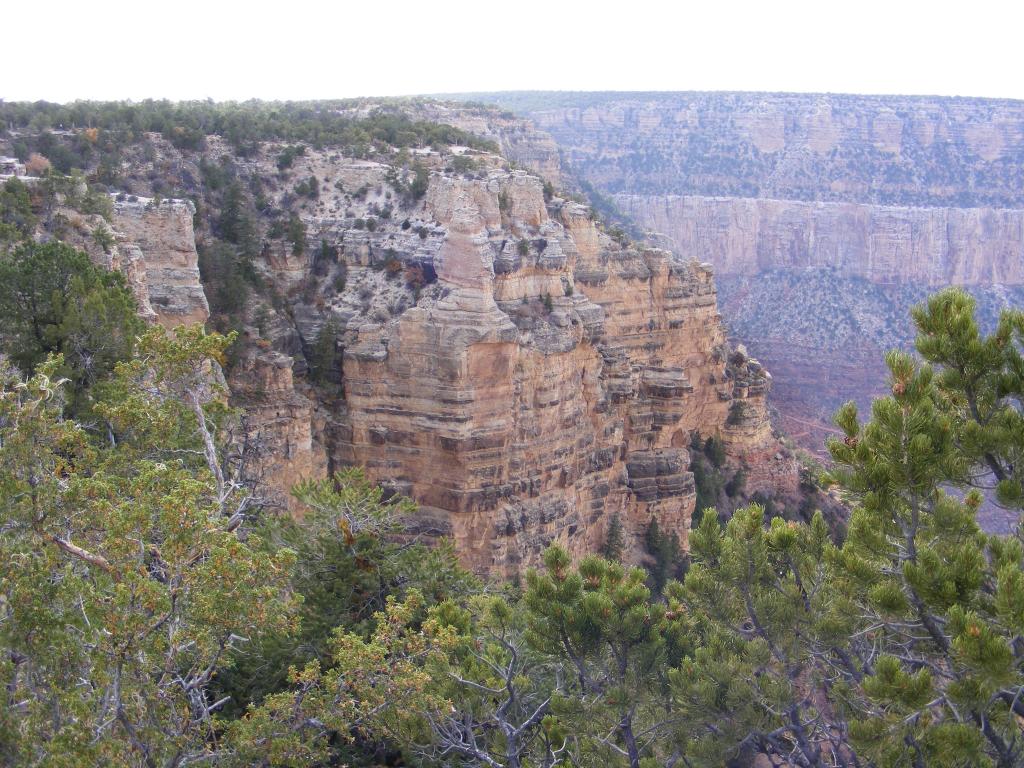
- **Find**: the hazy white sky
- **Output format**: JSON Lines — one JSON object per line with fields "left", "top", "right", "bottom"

{"left": 4, "top": 0, "right": 1023, "bottom": 102}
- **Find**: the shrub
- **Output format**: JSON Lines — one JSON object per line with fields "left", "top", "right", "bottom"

{"left": 92, "top": 225, "right": 115, "bottom": 253}
{"left": 406, "top": 164, "right": 430, "bottom": 202}
{"left": 276, "top": 144, "right": 306, "bottom": 171}
{"left": 404, "top": 263, "right": 426, "bottom": 290}
{"left": 447, "top": 155, "right": 478, "bottom": 176}
{"left": 287, "top": 214, "right": 306, "bottom": 256}
{"left": 25, "top": 153, "right": 51, "bottom": 175}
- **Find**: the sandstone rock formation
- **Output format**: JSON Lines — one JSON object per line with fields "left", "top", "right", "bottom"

{"left": 329, "top": 168, "right": 794, "bottom": 574}
{"left": 213, "top": 132, "right": 795, "bottom": 574}
{"left": 468, "top": 92, "right": 1024, "bottom": 466}
{"left": 109, "top": 197, "right": 210, "bottom": 327}
{"left": 412, "top": 102, "right": 566, "bottom": 189}
{"left": 4, "top": 116, "right": 799, "bottom": 575}
{"left": 227, "top": 346, "right": 329, "bottom": 514}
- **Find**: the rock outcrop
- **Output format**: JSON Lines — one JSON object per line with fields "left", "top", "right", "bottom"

{"left": 227, "top": 347, "right": 328, "bottom": 514}
{"left": 110, "top": 197, "right": 210, "bottom": 327}
{"left": 215, "top": 131, "right": 796, "bottom": 575}
{"left": 8, "top": 116, "right": 798, "bottom": 575}
{"left": 330, "top": 168, "right": 793, "bottom": 574}
{"left": 413, "top": 102, "right": 567, "bottom": 189}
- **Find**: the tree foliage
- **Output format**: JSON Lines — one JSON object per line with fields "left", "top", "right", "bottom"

{"left": 2, "top": 249, "right": 1024, "bottom": 768}
{"left": 0, "top": 326, "right": 296, "bottom": 766}
{"left": 0, "top": 240, "right": 144, "bottom": 414}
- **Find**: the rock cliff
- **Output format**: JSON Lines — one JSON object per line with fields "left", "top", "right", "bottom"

{"left": 1, "top": 107, "right": 800, "bottom": 574}
{"left": 614, "top": 195, "right": 1024, "bottom": 287}
{"left": 482, "top": 91, "right": 1024, "bottom": 208}
{"left": 310, "top": 162, "right": 795, "bottom": 574}
{"left": 109, "top": 197, "right": 210, "bottom": 327}
{"left": 464, "top": 92, "right": 1024, "bottom": 462}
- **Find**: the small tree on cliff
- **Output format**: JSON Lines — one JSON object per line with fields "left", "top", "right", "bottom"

{"left": 0, "top": 240, "right": 143, "bottom": 415}
{"left": 644, "top": 516, "right": 682, "bottom": 594}
{"left": 308, "top": 318, "right": 339, "bottom": 386}
{"left": 601, "top": 512, "right": 625, "bottom": 561}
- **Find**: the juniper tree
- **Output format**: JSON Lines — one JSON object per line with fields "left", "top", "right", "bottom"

{"left": 213, "top": 469, "right": 474, "bottom": 718}
{"left": 328, "top": 593, "right": 569, "bottom": 768}
{"left": 0, "top": 327, "right": 296, "bottom": 767}
{"left": 0, "top": 240, "right": 144, "bottom": 414}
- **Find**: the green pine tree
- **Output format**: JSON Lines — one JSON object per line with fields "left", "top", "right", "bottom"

{"left": 0, "top": 240, "right": 144, "bottom": 415}
{"left": 308, "top": 318, "right": 338, "bottom": 386}
{"left": 600, "top": 512, "right": 625, "bottom": 561}
{"left": 826, "top": 290, "right": 1024, "bottom": 766}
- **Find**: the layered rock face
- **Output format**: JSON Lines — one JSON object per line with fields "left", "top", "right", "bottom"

{"left": 109, "top": 198, "right": 210, "bottom": 327}
{"left": 227, "top": 347, "right": 328, "bottom": 514}
{"left": 412, "top": 102, "right": 566, "bottom": 189}
{"left": 106, "top": 196, "right": 324, "bottom": 511}
{"left": 332, "top": 169, "right": 793, "bottom": 574}
{"left": 22, "top": 120, "right": 796, "bottom": 575}
{"left": 615, "top": 195, "right": 1024, "bottom": 287}
{"left": 467, "top": 92, "right": 1024, "bottom": 458}
{"left": 493, "top": 92, "right": 1024, "bottom": 208}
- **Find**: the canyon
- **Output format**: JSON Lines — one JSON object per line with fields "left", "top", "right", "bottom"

{"left": 465, "top": 92, "right": 1024, "bottom": 482}
{"left": 1, "top": 105, "right": 804, "bottom": 574}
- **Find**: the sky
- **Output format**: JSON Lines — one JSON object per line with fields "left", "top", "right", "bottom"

{"left": 4, "top": 0, "right": 1023, "bottom": 103}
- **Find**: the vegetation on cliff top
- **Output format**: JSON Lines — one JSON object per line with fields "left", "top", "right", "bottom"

{"left": 0, "top": 99, "right": 498, "bottom": 163}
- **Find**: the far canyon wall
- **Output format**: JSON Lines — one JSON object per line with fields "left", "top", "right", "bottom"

{"left": 615, "top": 195, "right": 1024, "bottom": 287}
{"left": 472, "top": 92, "right": 1024, "bottom": 473}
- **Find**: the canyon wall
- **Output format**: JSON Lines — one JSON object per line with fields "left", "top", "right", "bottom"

{"left": 107, "top": 196, "right": 326, "bottom": 513}
{"left": 615, "top": 195, "right": 1024, "bottom": 287}
{"left": 467, "top": 92, "right": 1024, "bottom": 461}
{"left": 496, "top": 91, "right": 1024, "bottom": 207}
{"left": 14, "top": 121, "right": 797, "bottom": 576}
{"left": 308, "top": 164, "right": 796, "bottom": 575}
{"left": 109, "top": 197, "right": 211, "bottom": 327}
